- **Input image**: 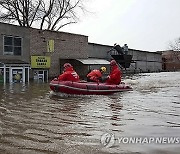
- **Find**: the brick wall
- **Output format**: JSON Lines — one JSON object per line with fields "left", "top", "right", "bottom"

{"left": 162, "top": 51, "right": 180, "bottom": 71}
{"left": 30, "top": 28, "right": 88, "bottom": 77}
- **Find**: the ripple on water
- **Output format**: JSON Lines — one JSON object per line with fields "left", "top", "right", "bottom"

{"left": 0, "top": 72, "right": 180, "bottom": 153}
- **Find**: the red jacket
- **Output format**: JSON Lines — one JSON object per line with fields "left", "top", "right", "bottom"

{"left": 87, "top": 69, "right": 102, "bottom": 82}
{"left": 106, "top": 65, "right": 122, "bottom": 85}
{"left": 58, "top": 67, "right": 80, "bottom": 82}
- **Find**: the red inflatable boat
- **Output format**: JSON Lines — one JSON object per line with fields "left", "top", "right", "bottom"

{"left": 50, "top": 78, "right": 132, "bottom": 95}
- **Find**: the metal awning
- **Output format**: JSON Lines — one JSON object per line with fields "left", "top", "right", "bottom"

{"left": 76, "top": 58, "right": 110, "bottom": 65}
{"left": 0, "top": 59, "right": 30, "bottom": 66}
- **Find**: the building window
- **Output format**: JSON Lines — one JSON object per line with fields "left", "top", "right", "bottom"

{"left": 4, "top": 36, "right": 22, "bottom": 55}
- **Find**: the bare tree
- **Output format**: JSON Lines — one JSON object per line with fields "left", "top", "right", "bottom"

{"left": 0, "top": 0, "right": 87, "bottom": 31}
{"left": 168, "top": 37, "right": 180, "bottom": 51}
{"left": 0, "top": 0, "right": 42, "bottom": 27}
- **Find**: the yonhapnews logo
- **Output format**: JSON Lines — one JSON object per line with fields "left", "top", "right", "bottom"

{"left": 100, "top": 133, "right": 115, "bottom": 148}
{"left": 100, "top": 133, "right": 180, "bottom": 148}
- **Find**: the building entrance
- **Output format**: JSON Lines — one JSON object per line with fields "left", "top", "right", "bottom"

{"left": 33, "top": 70, "right": 48, "bottom": 82}
{"left": 11, "top": 68, "right": 23, "bottom": 83}
{"left": 0, "top": 60, "right": 30, "bottom": 84}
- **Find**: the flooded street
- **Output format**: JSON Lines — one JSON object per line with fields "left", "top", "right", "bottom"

{"left": 0, "top": 72, "right": 180, "bottom": 154}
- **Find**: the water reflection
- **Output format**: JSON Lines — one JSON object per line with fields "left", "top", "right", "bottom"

{"left": 0, "top": 72, "right": 180, "bottom": 153}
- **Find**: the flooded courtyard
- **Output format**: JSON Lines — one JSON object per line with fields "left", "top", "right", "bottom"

{"left": 0, "top": 72, "right": 180, "bottom": 154}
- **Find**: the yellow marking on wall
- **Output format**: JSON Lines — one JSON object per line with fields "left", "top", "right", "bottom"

{"left": 47, "top": 40, "right": 54, "bottom": 52}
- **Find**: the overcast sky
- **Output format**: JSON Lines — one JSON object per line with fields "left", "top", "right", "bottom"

{"left": 61, "top": 0, "right": 180, "bottom": 52}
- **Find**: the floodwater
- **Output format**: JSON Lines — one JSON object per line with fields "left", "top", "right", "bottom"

{"left": 0, "top": 72, "right": 180, "bottom": 154}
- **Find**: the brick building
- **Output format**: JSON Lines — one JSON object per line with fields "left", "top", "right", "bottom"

{"left": 0, "top": 22, "right": 163, "bottom": 83}
{"left": 0, "top": 22, "right": 109, "bottom": 83}
{"left": 162, "top": 50, "right": 180, "bottom": 71}
{"left": 0, "top": 22, "right": 91, "bottom": 83}
{"left": 29, "top": 28, "right": 89, "bottom": 81}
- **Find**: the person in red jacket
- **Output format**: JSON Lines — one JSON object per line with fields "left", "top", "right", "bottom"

{"left": 105, "top": 60, "right": 122, "bottom": 85}
{"left": 87, "top": 67, "right": 106, "bottom": 82}
{"left": 58, "top": 63, "right": 80, "bottom": 82}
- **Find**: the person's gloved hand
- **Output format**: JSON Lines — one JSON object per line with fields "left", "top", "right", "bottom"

{"left": 101, "top": 76, "right": 109, "bottom": 82}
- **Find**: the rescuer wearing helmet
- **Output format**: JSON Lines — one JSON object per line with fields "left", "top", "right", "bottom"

{"left": 58, "top": 63, "right": 80, "bottom": 82}
{"left": 87, "top": 66, "right": 107, "bottom": 82}
{"left": 105, "top": 60, "right": 122, "bottom": 85}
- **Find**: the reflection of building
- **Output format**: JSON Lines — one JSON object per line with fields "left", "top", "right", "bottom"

{"left": 162, "top": 50, "right": 180, "bottom": 71}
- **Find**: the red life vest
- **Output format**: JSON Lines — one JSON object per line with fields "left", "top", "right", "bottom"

{"left": 58, "top": 67, "right": 80, "bottom": 82}
{"left": 87, "top": 69, "right": 102, "bottom": 82}
{"left": 106, "top": 65, "right": 122, "bottom": 85}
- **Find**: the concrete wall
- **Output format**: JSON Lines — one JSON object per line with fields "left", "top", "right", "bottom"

{"left": 30, "top": 28, "right": 88, "bottom": 77}
{"left": 88, "top": 43, "right": 162, "bottom": 73}
{"left": 0, "top": 22, "right": 30, "bottom": 63}
{"left": 88, "top": 43, "right": 112, "bottom": 59}
{"left": 128, "top": 49, "right": 162, "bottom": 72}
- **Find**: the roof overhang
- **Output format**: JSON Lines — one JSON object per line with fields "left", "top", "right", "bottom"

{"left": 0, "top": 59, "right": 30, "bottom": 66}
{"left": 76, "top": 58, "right": 110, "bottom": 65}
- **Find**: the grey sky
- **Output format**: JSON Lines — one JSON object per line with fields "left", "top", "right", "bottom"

{"left": 61, "top": 0, "right": 180, "bottom": 51}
